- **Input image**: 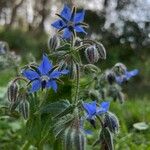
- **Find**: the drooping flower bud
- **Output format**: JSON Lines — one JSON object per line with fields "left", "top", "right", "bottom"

{"left": 85, "top": 45, "right": 99, "bottom": 64}
{"left": 70, "top": 61, "right": 78, "bottom": 80}
{"left": 19, "top": 100, "right": 30, "bottom": 120}
{"left": 104, "top": 112, "right": 119, "bottom": 134}
{"left": 95, "top": 42, "right": 106, "bottom": 60}
{"left": 7, "top": 81, "right": 19, "bottom": 103}
{"left": 105, "top": 70, "right": 116, "bottom": 85}
{"left": 112, "top": 63, "right": 127, "bottom": 76}
{"left": 74, "top": 37, "right": 82, "bottom": 47}
{"left": 48, "top": 35, "right": 60, "bottom": 51}
{"left": 88, "top": 89, "right": 100, "bottom": 100}
{"left": 117, "top": 91, "right": 125, "bottom": 104}
{"left": 9, "top": 98, "right": 20, "bottom": 112}
{"left": 64, "top": 118, "right": 86, "bottom": 150}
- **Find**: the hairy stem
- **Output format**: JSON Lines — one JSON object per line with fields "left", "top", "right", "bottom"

{"left": 74, "top": 63, "right": 80, "bottom": 104}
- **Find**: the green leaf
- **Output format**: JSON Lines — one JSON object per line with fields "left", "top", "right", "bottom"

{"left": 56, "top": 43, "right": 71, "bottom": 51}
{"left": 53, "top": 104, "right": 75, "bottom": 119}
{"left": 25, "top": 115, "right": 41, "bottom": 143}
{"left": 53, "top": 114, "right": 74, "bottom": 139}
{"left": 39, "top": 100, "right": 70, "bottom": 116}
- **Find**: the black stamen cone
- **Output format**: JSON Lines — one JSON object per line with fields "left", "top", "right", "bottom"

{"left": 41, "top": 80, "right": 46, "bottom": 90}
{"left": 89, "top": 119, "right": 96, "bottom": 128}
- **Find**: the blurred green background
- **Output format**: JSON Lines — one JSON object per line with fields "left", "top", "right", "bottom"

{"left": 0, "top": 0, "right": 150, "bottom": 149}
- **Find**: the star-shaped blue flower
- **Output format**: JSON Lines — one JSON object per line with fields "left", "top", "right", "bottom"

{"left": 51, "top": 5, "right": 87, "bottom": 39}
{"left": 83, "top": 101, "right": 110, "bottom": 120}
{"left": 115, "top": 69, "right": 139, "bottom": 84}
{"left": 83, "top": 101, "right": 110, "bottom": 128}
{"left": 22, "top": 55, "right": 69, "bottom": 93}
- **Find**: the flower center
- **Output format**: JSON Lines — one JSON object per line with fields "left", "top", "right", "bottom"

{"left": 40, "top": 75, "right": 50, "bottom": 89}
{"left": 67, "top": 21, "right": 74, "bottom": 30}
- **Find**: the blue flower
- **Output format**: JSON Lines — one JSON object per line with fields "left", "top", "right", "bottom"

{"left": 83, "top": 101, "right": 110, "bottom": 120}
{"left": 115, "top": 69, "right": 139, "bottom": 84}
{"left": 51, "top": 5, "right": 87, "bottom": 39}
{"left": 97, "top": 101, "right": 110, "bottom": 115}
{"left": 83, "top": 101, "right": 97, "bottom": 120}
{"left": 83, "top": 101, "right": 110, "bottom": 128}
{"left": 22, "top": 55, "right": 69, "bottom": 93}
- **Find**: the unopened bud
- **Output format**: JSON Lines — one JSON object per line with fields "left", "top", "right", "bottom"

{"left": 69, "top": 62, "right": 79, "bottom": 80}
{"left": 113, "top": 63, "right": 127, "bottom": 76}
{"left": 117, "top": 91, "right": 125, "bottom": 104}
{"left": 74, "top": 37, "right": 82, "bottom": 47}
{"left": 85, "top": 45, "right": 99, "bottom": 64}
{"left": 95, "top": 42, "right": 106, "bottom": 60}
{"left": 104, "top": 112, "right": 119, "bottom": 134}
{"left": 10, "top": 98, "right": 20, "bottom": 112}
{"left": 64, "top": 118, "right": 86, "bottom": 150}
{"left": 19, "top": 100, "right": 30, "bottom": 120}
{"left": 7, "top": 81, "right": 19, "bottom": 103}
{"left": 88, "top": 89, "right": 100, "bottom": 100}
{"left": 48, "top": 35, "right": 60, "bottom": 51}
{"left": 106, "top": 70, "right": 115, "bottom": 85}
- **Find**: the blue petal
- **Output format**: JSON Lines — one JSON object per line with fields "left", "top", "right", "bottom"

{"left": 38, "top": 55, "right": 52, "bottom": 75}
{"left": 60, "top": 69, "right": 69, "bottom": 74}
{"left": 61, "top": 5, "right": 71, "bottom": 21}
{"left": 115, "top": 76, "right": 124, "bottom": 84}
{"left": 47, "top": 80, "right": 57, "bottom": 92}
{"left": 49, "top": 70, "right": 61, "bottom": 79}
{"left": 22, "top": 69, "right": 39, "bottom": 81}
{"left": 83, "top": 101, "right": 96, "bottom": 116}
{"left": 97, "top": 101, "right": 110, "bottom": 115}
{"left": 74, "top": 26, "right": 86, "bottom": 34}
{"left": 84, "top": 129, "right": 93, "bottom": 135}
{"left": 126, "top": 69, "right": 139, "bottom": 80}
{"left": 51, "top": 19, "right": 66, "bottom": 29}
{"left": 30, "top": 80, "right": 41, "bottom": 93}
{"left": 74, "top": 11, "right": 85, "bottom": 23}
{"left": 62, "top": 28, "right": 72, "bottom": 39}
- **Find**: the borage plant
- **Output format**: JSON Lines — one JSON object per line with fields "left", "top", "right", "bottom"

{"left": 7, "top": 4, "right": 138, "bottom": 150}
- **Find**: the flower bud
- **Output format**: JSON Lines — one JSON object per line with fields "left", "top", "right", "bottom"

{"left": 9, "top": 98, "right": 20, "bottom": 112}
{"left": 64, "top": 118, "right": 86, "bottom": 150}
{"left": 19, "top": 100, "right": 30, "bottom": 120}
{"left": 64, "top": 127, "right": 86, "bottom": 150}
{"left": 117, "top": 91, "right": 125, "bottom": 104}
{"left": 88, "top": 89, "right": 100, "bottom": 100}
{"left": 95, "top": 42, "right": 106, "bottom": 60}
{"left": 112, "top": 63, "right": 127, "bottom": 76}
{"left": 7, "top": 81, "right": 19, "bottom": 103}
{"left": 85, "top": 45, "right": 99, "bottom": 64}
{"left": 74, "top": 37, "right": 82, "bottom": 47}
{"left": 48, "top": 35, "right": 60, "bottom": 51}
{"left": 107, "top": 85, "right": 121, "bottom": 102}
{"left": 106, "top": 70, "right": 115, "bottom": 85}
{"left": 104, "top": 112, "right": 119, "bottom": 134}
